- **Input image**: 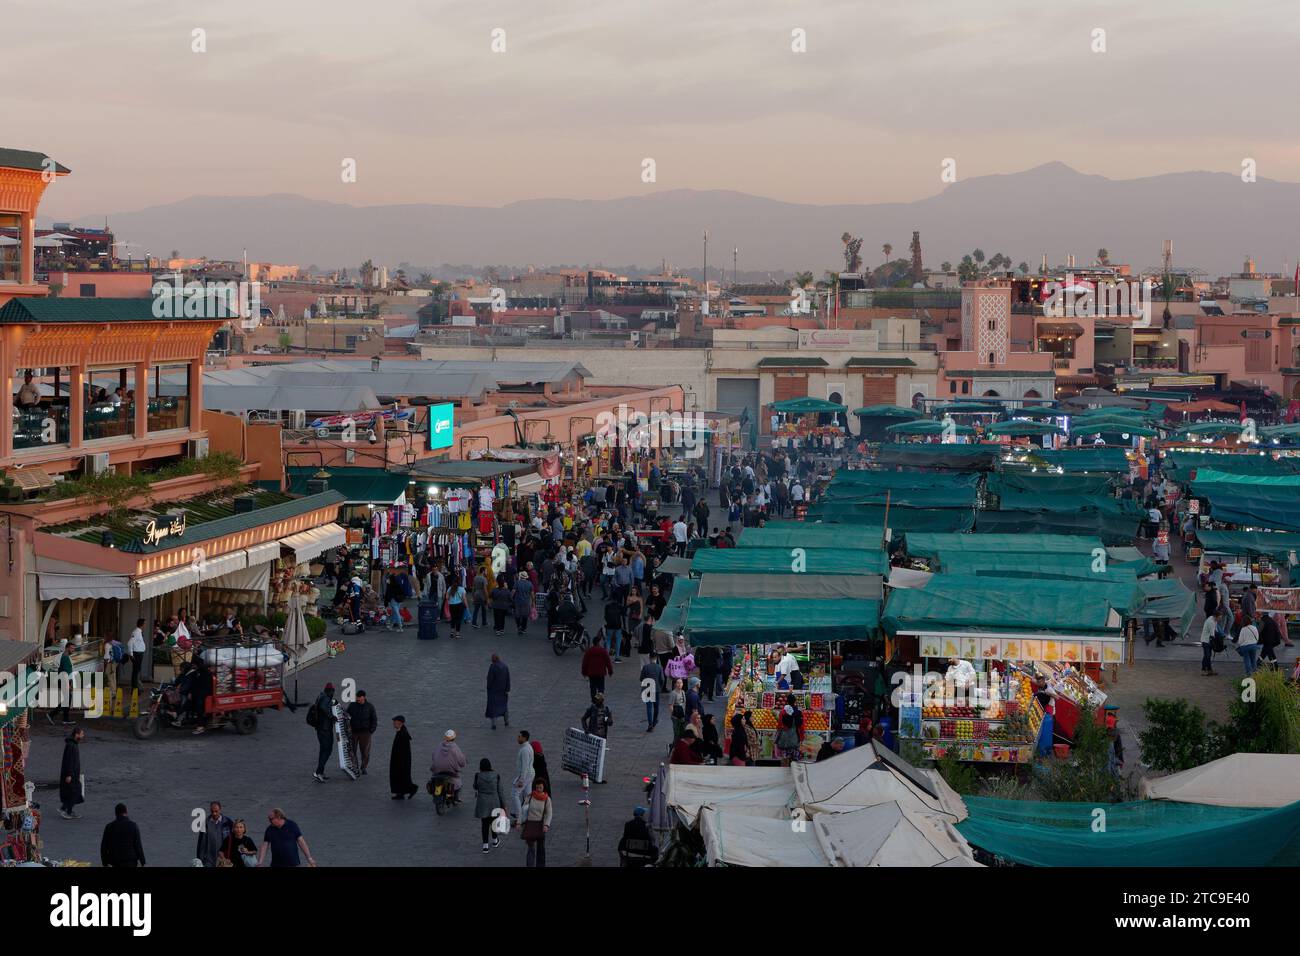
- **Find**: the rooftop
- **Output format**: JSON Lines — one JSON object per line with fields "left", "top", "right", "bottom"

{"left": 0, "top": 147, "right": 70, "bottom": 175}
{"left": 0, "top": 297, "right": 230, "bottom": 324}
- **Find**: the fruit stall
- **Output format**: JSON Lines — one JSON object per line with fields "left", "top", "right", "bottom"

{"left": 722, "top": 648, "right": 836, "bottom": 762}
{"left": 905, "top": 666, "right": 1045, "bottom": 764}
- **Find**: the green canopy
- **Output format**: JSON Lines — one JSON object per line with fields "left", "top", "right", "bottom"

{"left": 903, "top": 532, "right": 1106, "bottom": 560}
{"left": 882, "top": 576, "right": 1122, "bottom": 636}
{"left": 975, "top": 508, "right": 1141, "bottom": 545}
{"left": 691, "top": 546, "right": 885, "bottom": 576}
{"left": 874, "top": 443, "right": 1001, "bottom": 471}
{"left": 809, "top": 503, "right": 976, "bottom": 532}
{"left": 684, "top": 598, "right": 880, "bottom": 645}
{"left": 737, "top": 523, "right": 885, "bottom": 551}
{"left": 958, "top": 796, "right": 1300, "bottom": 868}
{"left": 286, "top": 466, "right": 412, "bottom": 503}
{"left": 885, "top": 420, "right": 977, "bottom": 436}
{"left": 1260, "top": 423, "right": 1300, "bottom": 441}
{"left": 987, "top": 420, "right": 1065, "bottom": 437}
{"left": 935, "top": 551, "right": 1139, "bottom": 582}
{"left": 1163, "top": 450, "right": 1299, "bottom": 483}
{"left": 770, "top": 397, "right": 847, "bottom": 414}
{"left": 1007, "top": 406, "right": 1063, "bottom": 420}
{"left": 822, "top": 485, "right": 979, "bottom": 509}
{"left": 930, "top": 403, "right": 1004, "bottom": 415}
{"left": 993, "top": 489, "right": 1146, "bottom": 519}
{"left": 1197, "top": 530, "right": 1300, "bottom": 561}
{"left": 829, "top": 469, "right": 981, "bottom": 491}
{"left": 1036, "top": 448, "right": 1132, "bottom": 473}
{"left": 987, "top": 472, "right": 1113, "bottom": 496}
{"left": 853, "top": 404, "right": 923, "bottom": 419}
{"left": 1070, "top": 419, "right": 1161, "bottom": 438}
{"left": 1178, "top": 421, "right": 1252, "bottom": 438}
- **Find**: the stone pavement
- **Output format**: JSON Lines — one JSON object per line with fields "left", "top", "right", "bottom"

{"left": 27, "top": 586, "right": 681, "bottom": 868}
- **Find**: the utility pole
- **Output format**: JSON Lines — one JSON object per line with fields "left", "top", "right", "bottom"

{"left": 702, "top": 229, "right": 708, "bottom": 316}
{"left": 733, "top": 246, "right": 738, "bottom": 288}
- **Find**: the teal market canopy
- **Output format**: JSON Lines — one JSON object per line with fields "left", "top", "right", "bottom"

{"left": 853, "top": 404, "right": 923, "bottom": 419}
{"left": 986, "top": 420, "right": 1065, "bottom": 437}
{"left": 770, "top": 397, "right": 847, "bottom": 414}
{"left": 684, "top": 598, "right": 880, "bottom": 646}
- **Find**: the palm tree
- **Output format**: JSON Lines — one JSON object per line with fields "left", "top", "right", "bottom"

{"left": 972, "top": 249, "right": 985, "bottom": 269}
{"left": 941, "top": 261, "right": 952, "bottom": 273}
{"left": 1018, "top": 262, "right": 1030, "bottom": 274}
{"left": 1097, "top": 248, "right": 1110, "bottom": 266}
{"left": 794, "top": 270, "right": 815, "bottom": 288}
{"left": 882, "top": 243, "right": 893, "bottom": 263}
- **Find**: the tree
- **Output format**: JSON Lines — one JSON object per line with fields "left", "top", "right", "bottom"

{"left": 941, "top": 261, "right": 952, "bottom": 273}
{"left": 1018, "top": 262, "right": 1030, "bottom": 274}
{"left": 972, "top": 248, "right": 985, "bottom": 267}
{"left": 794, "top": 270, "right": 814, "bottom": 288}
{"left": 909, "top": 231, "right": 923, "bottom": 284}
{"left": 841, "top": 233, "right": 863, "bottom": 273}
{"left": 882, "top": 242, "right": 893, "bottom": 263}
{"left": 1097, "top": 248, "right": 1110, "bottom": 265}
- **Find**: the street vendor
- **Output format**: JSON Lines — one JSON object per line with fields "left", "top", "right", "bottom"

{"left": 945, "top": 657, "right": 977, "bottom": 689}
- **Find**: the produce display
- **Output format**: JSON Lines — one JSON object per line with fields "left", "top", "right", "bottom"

{"left": 907, "top": 671, "right": 1043, "bottom": 763}
{"left": 723, "top": 658, "right": 836, "bottom": 761}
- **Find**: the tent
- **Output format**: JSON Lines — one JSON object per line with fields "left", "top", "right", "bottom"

{"left": 793, "top": 740, "right": 967, "bottom": 820}
{"left": 1141, "top": 754, "right": 1300, "bottom": 808}
{"left": 828, "top": 469, "right": 981, "bottom": 491}
{"left": 853, "top": 404, "right": 923, "bottom": 419}
{"left": 697, "top": 572, "right": 882, "bottom": 601}
{"left": 665, "top": 765, "right": 795, "bottom": 826}
{"left": 903, "top": 532, "right": 1107, "bottom": 560}
{"left": 1036, "top": 448, "right": 1132, "bottom": 473}
{"left": 653, "top": 577, "right": 698, "bottom": 635}
{"left": 770, "top": 397, "right": 846, "bottom": 414}
{"left": 987, "top": 420, "right": 1065, "bottom": 437}
{"left": 958, "top": 796, "right": 1300, "bottom": 867}
{"left": 690, "top": 546, "right": 885, "bottom": 576}
{"left": 873, "top": 444, "right": 1001, "bottom": 471}
{"left": 974, "top": 507, "right": 1141, "bottom": 545}
{"left": 930, "top": 403, "right": 1004, "bottom": 415}
{"left": 699, "top": 803, "right": 979, "bottom": 867}
{"left": 1177, "top": 421, "right": 1249, "bottom": 438}
{"left": 987, "top": 472, "right": 1113, "bottom": 496}
{"left": 684, "top": 598, "right": 880, "bottom": 645}
{"left": 885, "top": 420, "right": 977, "bottom": 437}
{"left": 1162, "top": 450, "right": 1300, "bottom": 482}
{"left": 810, "top": 502, "right": 976, "bottom": 533}
{"left": 821, "top": 485, "right": 980, "bottom": 508}
{"left": 882, "top": 576, "right": 1123, "bottom": 636}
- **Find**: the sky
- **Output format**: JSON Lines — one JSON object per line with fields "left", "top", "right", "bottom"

{"left": 6, "top": 0, "right": 1300, "bottom": 219}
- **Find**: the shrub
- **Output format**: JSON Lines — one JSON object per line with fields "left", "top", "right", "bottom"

{"left": 935, "top": 751, "right": 980, "bottom": 795}
{"left": 1138, "top": 698, "right": 1216, "bottom": 773}
{"left": 305, "top": 616, "right": 328, "bottom": 642}
{"left": 1033, "top": 713, "right": 1133, "bottom": 803}
{"left": 1214, "top": 669, "right": 1300, "bottom": 757}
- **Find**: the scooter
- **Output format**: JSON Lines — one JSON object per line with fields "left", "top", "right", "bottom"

{"left": 427, "top": 773, "right": 459, "bottom": 815}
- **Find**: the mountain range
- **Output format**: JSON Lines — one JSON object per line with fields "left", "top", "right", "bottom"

{"left": 59, "top": 163, "right": 1300, "bottom": 277}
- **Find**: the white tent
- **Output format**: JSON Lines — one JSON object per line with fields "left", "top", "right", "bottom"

{"left": 793, "top": 740, "right": 968, "bottom": 822}
{"left": 664, "top": 765, "right": 795, "bottom": 827}
{"left": 1140, "top": 753, "right": 1300, "bottom": 808}
{"left": 699, "top": 802, "right": 981, "bottom": 867}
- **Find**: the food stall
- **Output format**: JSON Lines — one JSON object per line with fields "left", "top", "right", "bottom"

{"left": 722, "top": 648, "right": 836, "bottom": 762}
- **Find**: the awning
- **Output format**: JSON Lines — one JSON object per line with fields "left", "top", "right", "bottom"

{"left": 198, "top": 549, "right": 248, "bottom": 581}
{"left": 244, "top": 541, "right": 282, "bottom": 566}
{"left": 512, "top": 473, "right": 548, "bottom": 494}
{"left": 136, "top": 565, "right": 201, "bottom": 601}
{"left": 280, "top": 523, "right": 346, "bottom": 564}
{"left": 39, "top": 571, "right": 133, "bottom": 601}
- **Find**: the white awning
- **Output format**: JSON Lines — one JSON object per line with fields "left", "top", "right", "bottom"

{"left": 244, "top": 541, "right": 282, "bottom": 566}
{"left": 39, "top": 572, "right": 133, "bottom": 601}
{"left": 512, "top": 473, "right": 548, "bottom": 494}
{"left": 279, "top": 523, "right": 346, "bottom": 564}
{"left": 197, "top": 549, "right": 247, "bottom": 582}
{"left": 135, "top": 565, "right": 201, "bottom": 601}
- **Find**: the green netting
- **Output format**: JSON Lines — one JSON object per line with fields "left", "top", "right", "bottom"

{"left": 809, "top": 503, "right": 976, "bottom": 532}
{"left": 881, "top": 576, "right": 1122, "bottom": 635}
{"left": 987, "top": 472, "right": 1114, "bottom": 496}
{"left": 770, "top": 397, "right": 846, "bottom": 413}
{"left": 690, "top": 547, "right": 885, "bottom": 576}
{"left": 736, "top": 523, "right": 884, "bottom": 551}
{"left": 683, "top": 598, "right": 880, "bottom": 645}
{"left": 902, "top": 532, "right": 1105, "bottom": 560}
{"left": 1036, "top": 448, "right": 1132, "bottom": 473}
{"left": 958, "top": 797, "right": 1300, "bottom": 867}
{"left": 874, "top": 444, "right": 1001, "bottom": 471}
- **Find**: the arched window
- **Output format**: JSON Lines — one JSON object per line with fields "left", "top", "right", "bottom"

{"left": 1024, "top": 389, "right": 1041, "bottom": 399}
{"left": 983, "top": 389, "right": 1000, "bottom": 398}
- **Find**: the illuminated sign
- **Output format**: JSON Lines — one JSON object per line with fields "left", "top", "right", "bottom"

{"left": 142, "top": 514, "right": 186, "bottom": 547}
{"left": 428, "top": 403, "right": 455, "bottom": 450}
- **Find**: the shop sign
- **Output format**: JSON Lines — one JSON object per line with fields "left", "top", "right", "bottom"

{"left": 428, "top": 403, "right": 455, "bottom": 450}
{"left": 1258, "top": 588, "right": 1300, "bottom": 613}
{"left": 142, "top": 514, "right": 186, "bottom": 547}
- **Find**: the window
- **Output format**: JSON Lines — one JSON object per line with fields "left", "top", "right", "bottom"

{"left": 988, "top": 353, "right": 995, "bottom": 364}
{"left": 983, "top": 389, "right": 1000, "bottom": 398}
{"left": 13, "top": 366, "right": 71, "bottom": 450}
{"left": 1024, "top": 389, "right": 1041, "bottom": 399}
{"left": 949, "top": 381, "right": 957, "bottom": 394}
{"left": 84, "top": 367, "right": 136, "bottom": 440}
{"left": 148, "top": 364, "right": 190, "bottom": 432}
{"left": 79, "top": 283, "right": 97, "bottom": 297}
{"left": 0, "top": 213, "right": 20, "bottom": 283}
{"left": 961, "top": 381, "right": 970, "bottom": 395}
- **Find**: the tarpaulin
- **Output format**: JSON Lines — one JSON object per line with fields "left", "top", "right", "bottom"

{"left": 1162, "top": 450, "right": 1299, "bottom": 483}
{"left": 1036, "top": 448, "right": 1132, "bottom": 473}
{"left": 690, "top": 547, "right": 885, "bottom": 576}
{"left": 829, "top": 469, "right": 981, "bottom": 491}
{"left": 873, "top": 444, "right": 1001, "bottom": 471}
{"left": 810, "top": 504, "right": 976, "bottom": 533}
{"left": 987, "top": 472, "right": 1113, "bottom": 496}
{"left": 901, "top": 532, "right": 1105, "bottom": 560}
{"left": 974, "top": 508, "right": 1140, "bottom": 545}
{"left": 684, "top": 598, "right": 880, "bottom": 645}
{"left": 737, "top": 523, "right": 884, "bottom": 551}
{"left": 821, "top": 486, "right": 979, "bottom": 508}
{"left": 881, "top": 576, "right": 1122, "bottom": 636}
{"left": 697, "top": 572, "right": 882, "bottom": 601}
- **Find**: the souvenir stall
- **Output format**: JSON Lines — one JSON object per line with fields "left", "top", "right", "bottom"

{"left": 1, "top": 642, "right": 44, "bottom": 866}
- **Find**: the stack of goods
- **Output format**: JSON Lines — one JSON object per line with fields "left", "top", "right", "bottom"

{"left": 913, "top": 673, "right": 1043, "bottom": 763}
{"left": 201, "top": 644, "right": 286, "bottom": 694}
{"left": 724, "top": 673, "right": 837, "bottom": 761}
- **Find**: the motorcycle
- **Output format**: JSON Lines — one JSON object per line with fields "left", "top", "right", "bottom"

{"left": 132, "top": 682, "right": 196, "bottom": 739}
{"left": 550, "top": 623, "right": 589, "bottom": 656}
{"left": 427, "top": 772, "right": 459, "bottom": 815}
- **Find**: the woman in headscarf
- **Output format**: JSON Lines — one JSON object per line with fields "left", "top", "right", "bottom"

{"left": 728, "top": 712, "right": 750, "bottom": 766}
{"left": 529, "top": 739, "right": 551, "bottom": 795}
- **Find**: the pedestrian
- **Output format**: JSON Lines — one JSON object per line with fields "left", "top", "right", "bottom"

{"left": 652, "top": 625, "right": 676, "bottom": 690}
{"left": 219, "top": 819, "right": 259, "bottom": 868}
{"left": 486, "top": 653, "right": 511, "bottom": 729}
{"left": 776, "top": 695, "right": 804, "bottom": 767}
{"left": 57, "top": 641, "right": 74, "bottom": 724}
{"left": 447, "top": 576, "right": 467, "bottom": 639}
{"left": 639, "top": 655, "right": 663, "bottom": 731}
{"left": 384, "top": 571, "right": 405, "bottom": 631}
{"left": 310, "top": 682, "right": 337, "bottom": 782}
{"left": 582, "top": 692, "right": 614, "bottom": 741}
{"left": 1199, "top": 610, "right": 1219, "bottom": 676}
{"left": 389, "top": 715, "right": 418, "bottom": 799}
{"left": 520, "top": 778, "right": 552, "bottom": 868}
{"left": 58, "top": 726, "right": 85, "bottom": 819}
{"left": 1236, "top": 612, "right": 1261, "bottom": 676}
{"left": 511, "top": 730, "right": 535, "bottom": 827}
{"left": 473, "top": 758, "right": 508, "bottom": 853}
{"left": 345, "top": 690, "right": 378, "bottom": 775}
{"left": 602, "top": 596, "right": 624, "bottom": 660}
{"left": 127, "top": 618, "right": 146, "bottom": 691}
{"left": 195, "top": 800, "right": 233, "bottom": 867}
{"left": 669, "top": 678, "right": 687, "bottom": 741}
{"left": 695, "top": 644, "right": 720, "bottom": 702}
{"left": 257, "top": 808, "right": 317, "bottom": 868}
{"left": 490, "top": 580, "right": 511, "bottom": 636}
{"left": 512, "top": 574, "right": 533, "bottom": 634}
{"left": 581, "top": 638, "right": 614, "bottom": 702}
{"left": 100, "top": 803, "right": 145, "bottom": 867}
{"left": 471, "top": 564, "right": 489, "bottom": 630}
{"left": 728, "top": 713, "right": 750, "bottom": 765}
{"left": 100, "top": 634, "right": 121, "bottom": 716}
{"left": 529, "top": 740, "right": 551, "bottom": 795}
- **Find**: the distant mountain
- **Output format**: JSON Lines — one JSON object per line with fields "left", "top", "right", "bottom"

{"left": 64, "top": 164, "right": 1300, "bottom": 276}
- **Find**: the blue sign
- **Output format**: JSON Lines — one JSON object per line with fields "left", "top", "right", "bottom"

{"left": 428, "top": 402, "right": 455, "bottom": 450}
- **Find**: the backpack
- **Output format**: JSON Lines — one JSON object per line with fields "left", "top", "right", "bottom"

{"left": 109, "top": 642, "right": 124, "bottom": 663}
{"left": 305, "top": 703, "right": 322, "bottom": 728}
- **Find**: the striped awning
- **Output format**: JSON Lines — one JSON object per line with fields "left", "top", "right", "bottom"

{"left": 279, "top": 522, "right": 346, "bottom": 564}
{"left": 39, "top": 571, "right": 133, "bottom": 600}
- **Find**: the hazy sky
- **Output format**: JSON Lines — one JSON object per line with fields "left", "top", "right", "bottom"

{"left": 7, "top": 0, "right": 1299, "bottom": 219}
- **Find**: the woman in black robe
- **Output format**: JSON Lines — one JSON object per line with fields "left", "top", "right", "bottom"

{"left": 389, "top": 716, "right": 418, "bottom": 799}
